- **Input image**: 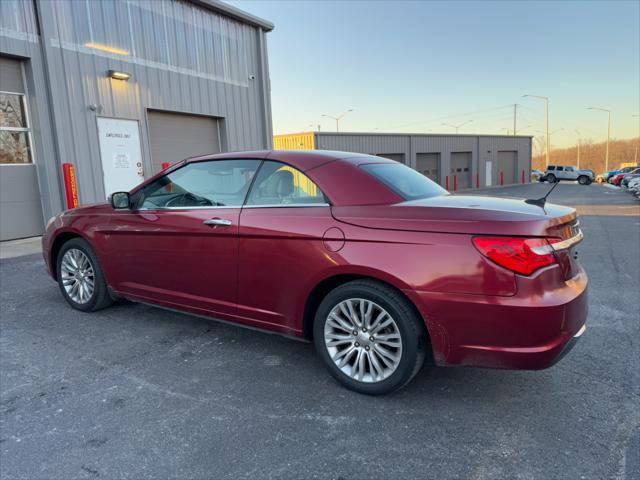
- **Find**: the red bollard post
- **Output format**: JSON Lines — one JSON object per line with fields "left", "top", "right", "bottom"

{"left": 62, "top": 163, "right": 79, "bottom": 209}
{"left": 446, "top": 175, "right": 449, "bottom": 191}
{"left": 476, "top": 173, "right": 480, "bottom": 188}
{"left": 500, "top": 171, "right": 504, "bottom": 186}
{"left": 454, "top": 175, "right": 457, "bottom": 191}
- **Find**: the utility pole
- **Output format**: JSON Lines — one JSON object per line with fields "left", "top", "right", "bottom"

{"left": 588, "top": 107, "right": 611, "bottom": 172}
{"left": 321, "top": 109, "right": 353, "bottom": 132}
{"left": 523, "top": 95, "right": 549, "bottom": 167}
{"left": 513, "top": 104, "right": 518, "bottom": 136}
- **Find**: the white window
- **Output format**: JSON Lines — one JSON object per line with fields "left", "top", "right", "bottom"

{"left": 0, "top": 91, "right": 33, "bottom": 164}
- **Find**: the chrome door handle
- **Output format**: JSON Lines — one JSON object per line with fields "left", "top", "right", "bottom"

{"left": 203, "top": 218, "right": 232, "bottom": 227}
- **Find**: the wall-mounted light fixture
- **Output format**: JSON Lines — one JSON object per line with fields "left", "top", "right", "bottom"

{"left": 108, "top": 70, "right": 131, "bottom": 81}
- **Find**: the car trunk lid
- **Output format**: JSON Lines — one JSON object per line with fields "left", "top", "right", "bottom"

{"left": 332, "top": 195, "right": 577, "bottom": 237}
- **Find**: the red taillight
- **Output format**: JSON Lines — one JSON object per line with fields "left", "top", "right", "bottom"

{"left": 472, "top": 236, "right": 561, "bottom": 275}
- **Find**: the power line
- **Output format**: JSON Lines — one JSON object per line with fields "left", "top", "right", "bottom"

{"left": 380, "top": 104, "right": 513, "bottom": 131}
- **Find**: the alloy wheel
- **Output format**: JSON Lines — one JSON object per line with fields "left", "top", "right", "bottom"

{"left": 60, "top": 248, "right": 95, "bottom": 304}
{"left": 324, "top": 298, "right": 402, "bottom": 383}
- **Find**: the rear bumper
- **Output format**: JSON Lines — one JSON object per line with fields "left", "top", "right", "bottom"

{"left": 409, "top": 265, "right": 588, "bottom": 370}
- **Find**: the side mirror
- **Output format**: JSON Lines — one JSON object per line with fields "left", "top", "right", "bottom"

{"left": 110, "top": 191, "right": 131, "bottom": 209}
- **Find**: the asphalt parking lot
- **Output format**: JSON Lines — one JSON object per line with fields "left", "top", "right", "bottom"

{"left": 1, "top": 183, "right": 639, "bottom": 480}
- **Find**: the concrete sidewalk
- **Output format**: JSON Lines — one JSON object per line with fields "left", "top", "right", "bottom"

{"left": 0, "top": 236, "right": 42, "bottom": 259}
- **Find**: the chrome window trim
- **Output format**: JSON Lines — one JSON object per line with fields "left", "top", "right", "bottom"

{"left": 134, "top": 203, "right": 330, "bottom": 212}
{"left": 242, "top": 203, "right": 330, "bottom": 209}
{"left": 136, "top": 205, "right": 241, "bottom": 211}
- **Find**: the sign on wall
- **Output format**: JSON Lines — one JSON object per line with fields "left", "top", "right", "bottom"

{"left": 97, "top": 118, "right": 144, "bottom": 198}
{"left": 485, "top": 160, "right": 492, "bottom": 186}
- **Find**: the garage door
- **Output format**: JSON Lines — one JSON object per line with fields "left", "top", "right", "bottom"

{"left": 416, "top": 153, "right": 440, "bottom": 183}
{"left": 497, "top": 151, "right": 517, "bottom": 184}
{"left": 376, "top": 153, "right": 405, "bottom": 164}
{"left": 147, "top": 111, "right": 222, "bottom": 174}
{"left": 0, "top": 56, "right": 44, "bottom": 241}
{"left": 450, "top": 152, "right": 472, "bottom": 190}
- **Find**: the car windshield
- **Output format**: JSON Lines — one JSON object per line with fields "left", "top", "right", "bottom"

{"left": 360, "top": 163, "right": 448, "bottom": 200}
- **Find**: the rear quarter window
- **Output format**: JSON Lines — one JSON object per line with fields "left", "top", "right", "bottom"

{"left": 360, "top": 163, "right": 448, "bottom": 201}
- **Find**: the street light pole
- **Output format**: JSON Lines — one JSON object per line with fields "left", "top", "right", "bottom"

{"left": 442, "top": 120, "right": 473, "bottom": 134}
{"left": 321, "top": 109, "right": 353, "bottom": 133}
{"left": 587, "top": 107, "right": 611, "bottom": 172}
{"left": 523, "top": 95, "right": 549, "bottom": 168}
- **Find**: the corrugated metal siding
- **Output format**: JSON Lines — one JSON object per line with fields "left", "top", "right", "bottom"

{"left": 39, "top": 0, "right": 272, "bottom": 202}
{"left": 1, "top": 1, "right": 64, "bottom": 221}
{"left": 273, "top": 132, "right": 315, "bottom": 150}
{"left": 315, "top": 134, "right": 411, "bottom": 161}
{"left": 478, "top": 136, "right": 531, "bottom": 186}
{"left": 1, "top": 0, "right": 273, "bottom": 215}
{"left": 313, "top": 133, "right": 531, "bottom": 190}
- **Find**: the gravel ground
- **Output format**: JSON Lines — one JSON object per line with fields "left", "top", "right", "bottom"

{"left": 1, "top": 182, "right": 638, "bottom": 479}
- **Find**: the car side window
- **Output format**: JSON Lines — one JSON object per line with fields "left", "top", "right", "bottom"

{"left": 566, "top": 167, "right": 574, "bottom": 172}
{"left": 133, "top": 159, "right": 261, "bottom": 209}
{"left": 556, "top": 166, "right": 564, "bottom": 171}
{"left": 548, "top": 166, "right": 555, "bottom": 171}
{"left": 245, "top": 161, "right": 328, "bottom": 206}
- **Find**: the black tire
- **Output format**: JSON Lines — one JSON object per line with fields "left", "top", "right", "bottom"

{"left": 547, "top": 174, "right": 557, "bottom": 183}
{"left": 313, "top": 280, "right": 428, "bottom": 395}
{"left": 578, "top": 175, "right": 589, "bottom": 185}
{"left": 56, "top": 237, "right": 113, "bottom": 312}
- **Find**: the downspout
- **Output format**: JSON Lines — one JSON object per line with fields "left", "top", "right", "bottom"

{"left": 257, "top": 29, "right": 273, "bottom": 149}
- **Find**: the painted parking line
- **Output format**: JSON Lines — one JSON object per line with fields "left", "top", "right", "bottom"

{"left": 571, "top": 205, "right": 640, "bottom": 216}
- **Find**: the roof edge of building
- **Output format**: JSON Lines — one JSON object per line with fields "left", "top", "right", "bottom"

{"left": 274, "top": 132, "right": 534, "bottom": 139}
{"left": 190, "top": 0, "right": 274, "bottom": 31}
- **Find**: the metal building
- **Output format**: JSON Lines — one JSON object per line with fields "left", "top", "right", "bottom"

{"left": 0, "top": 0, "right": 273, "bottom": 241}
{"left": 274, "top": 132, "right": 533, "bottom": 191}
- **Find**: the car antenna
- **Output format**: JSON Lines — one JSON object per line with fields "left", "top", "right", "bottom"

{"left": 525, "top": 181, "right": 560, "bottom": 208}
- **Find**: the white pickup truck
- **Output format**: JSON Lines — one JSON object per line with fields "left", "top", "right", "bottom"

{"left": 539, "top": 165, "right": 594, "bottom": 185}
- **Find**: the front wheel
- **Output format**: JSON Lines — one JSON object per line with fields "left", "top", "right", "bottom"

{"left": 313, "top": 280, "right": 428, "bottom": 395}
{"left": 546, "top": 174, "right": 557, "bottom": 183}
{"left": 57, "top": 238, "right": 113, "bottom": 312}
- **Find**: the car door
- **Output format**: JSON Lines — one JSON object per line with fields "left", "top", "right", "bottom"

{"left": 105, "top": 159, "right": 261, "bottom": 317}
{"left": 555, "top": 166, "right": 566, "bottom": 180}
{"left": 564, "top": 166, "right": 576, "bottom": 180}
{"left": 237, "top": 160, "right": 337, "bottom": 334}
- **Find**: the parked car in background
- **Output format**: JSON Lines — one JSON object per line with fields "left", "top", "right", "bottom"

{"left": 620, "top": 168, "right": 640, "bottom": 187}
{"left": 611, "top": 173, "right": 626, "bottom": 186}
{"left": 611, "top": 168, "right": 640, "bottom": 186}
{"left": 607, "top": 166, "right": 638, "bottom": 183}
{"left": 628, "top": 177, "right": 640, "bottom": 195}
{"left": 41, "top": 150, "right": 589, "bottom": 395}
{"left": 539, "top": 165, "right": 594, "bottom": 184}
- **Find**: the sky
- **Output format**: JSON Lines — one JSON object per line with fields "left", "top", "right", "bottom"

{"left": 230, "top": 0, "right": 640, "bottom": 148}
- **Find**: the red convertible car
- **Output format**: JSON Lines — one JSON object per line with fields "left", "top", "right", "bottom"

{"left": 43, "top": 150, "right": 588, "bottom": 394}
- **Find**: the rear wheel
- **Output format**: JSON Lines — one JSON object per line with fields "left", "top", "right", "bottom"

{"left": 578, "top": 175, "right": 589, "bottom": 185}
{"left": 313, "top": 280, "right": 427, "bottom": 395}
{"left": 57, "top": 238, "right": 113, "bottom": 312}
